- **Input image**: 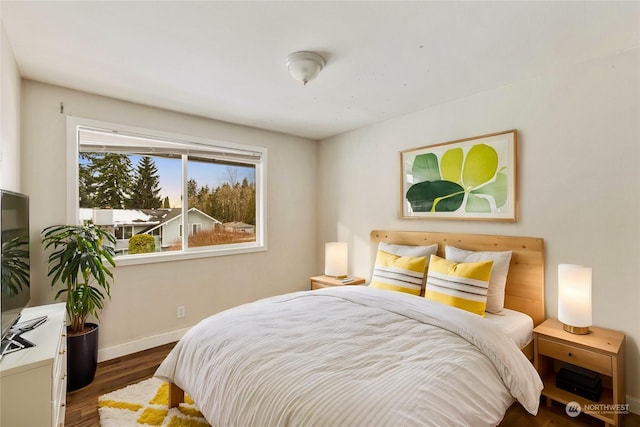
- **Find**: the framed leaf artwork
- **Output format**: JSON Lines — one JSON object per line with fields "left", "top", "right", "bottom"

{"left": 400, "top": 130, "right": 517, "bottom": 221}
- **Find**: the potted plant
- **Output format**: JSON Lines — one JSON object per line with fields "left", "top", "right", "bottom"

{"left": 42, "top": 223, "right": 116, "bottom": 391}
{"left": 1, "top": 235, "right": 30, "bottom": 298}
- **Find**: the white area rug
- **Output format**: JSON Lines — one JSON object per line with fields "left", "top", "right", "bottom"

{"left": 98, "top": 377, "right": 210, "bottom": 427}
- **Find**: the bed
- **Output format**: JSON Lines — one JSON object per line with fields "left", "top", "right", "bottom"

{"left": 155, "top": 230, "right": 545, "bottom": 426}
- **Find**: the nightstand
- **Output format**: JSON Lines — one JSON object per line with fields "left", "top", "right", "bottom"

{"left": 309, "top": 275, "right": 366, "bottom": 290}
{"left": 534, "top": 318, "right": 626, "bottom": 426}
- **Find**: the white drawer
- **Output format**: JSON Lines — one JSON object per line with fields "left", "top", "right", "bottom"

{"left": 52, "top": 322, "right": 67, "bottom": 427}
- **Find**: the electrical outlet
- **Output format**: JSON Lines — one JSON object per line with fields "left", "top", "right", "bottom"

{"left": 177, "top": 305, "right": 185, "bottom": 319}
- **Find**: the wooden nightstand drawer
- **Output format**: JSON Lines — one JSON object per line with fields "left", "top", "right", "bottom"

{"left": 538, "top": 337, "right": 612, "bottom": 376}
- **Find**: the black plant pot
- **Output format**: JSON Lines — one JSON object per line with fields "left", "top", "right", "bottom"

{"left": 67, "top": 323, "right": 99, "bottom": 392}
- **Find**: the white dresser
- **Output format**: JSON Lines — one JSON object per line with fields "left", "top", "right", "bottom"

{"left": 0, "top": 303, "right": 67, "bottom": 427}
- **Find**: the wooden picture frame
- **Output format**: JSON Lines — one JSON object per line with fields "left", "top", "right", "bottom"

{"left": 400, "top": 130, "right": 517, "bottom": 221}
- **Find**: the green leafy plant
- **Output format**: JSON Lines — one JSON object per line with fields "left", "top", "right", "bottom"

{"left": 1, "top": 235, "right": 30, "bottom": 297}
{"left": 42, "top": 224, "right": 116, "bottom": 334}
{"left": 406, "top": 143, "right": 508, "bottom": 213}
{"left": 128, "top": 233, "right": 156, "bottom": 254}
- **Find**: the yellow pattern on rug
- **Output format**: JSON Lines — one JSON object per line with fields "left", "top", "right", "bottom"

{"left": 98, "top": 377, "right": 210, "bottom": 427}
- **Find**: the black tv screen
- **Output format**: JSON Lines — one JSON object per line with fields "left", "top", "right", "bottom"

{"left": 1, "top": 190, "right": 30, "bottom": 340}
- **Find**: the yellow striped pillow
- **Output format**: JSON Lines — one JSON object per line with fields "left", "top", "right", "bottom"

{"left": 369, "top": 243, "right": 437, "bottom": 295}
{"left": 425, "top": 255, "right": 493, "bottom": 316}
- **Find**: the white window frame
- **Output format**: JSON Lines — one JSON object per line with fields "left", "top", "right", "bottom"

{"left": 66, "top": 116, "right": 267, "bottom": 266}
{"left": 115, "top": 226, "right": 134, "bottom": 240}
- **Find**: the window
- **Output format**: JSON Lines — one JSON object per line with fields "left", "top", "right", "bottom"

{"left": 67, "top": 117, "right": 266, "bottom": 265}
{"left": 114, "top": 226, "right": 133, "bottom": 240}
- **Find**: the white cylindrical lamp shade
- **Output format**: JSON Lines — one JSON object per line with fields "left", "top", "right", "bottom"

{"left": 558, "top": 264, "right": 592, "bottom": 334}
{"left": 325, "top": 242, "right": 348, "bottom": 278}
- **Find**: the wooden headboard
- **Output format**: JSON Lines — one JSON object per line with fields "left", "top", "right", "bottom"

{"left": 370, "top": 230, "right": 545, "bottom": 326}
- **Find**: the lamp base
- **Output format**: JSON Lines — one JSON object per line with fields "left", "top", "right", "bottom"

{"left": 330, "top": 275, "right": 347, "bottom": 279}
{"left": 563, "top": 323, "right": 590, "bottom": 335}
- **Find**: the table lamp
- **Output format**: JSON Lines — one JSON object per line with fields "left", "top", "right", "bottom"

{"left": 558, "top": 264, "right": 592, "bottom": 335}
{"left": 325, "top": 242, "right": 348, "bottom": 279}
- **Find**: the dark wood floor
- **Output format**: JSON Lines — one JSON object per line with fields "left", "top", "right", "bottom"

{"left": 66, "top": 342, "right": 640, "bottom": 427}
{"left": 65, "top": 342, "right": 176, "bottom": 427}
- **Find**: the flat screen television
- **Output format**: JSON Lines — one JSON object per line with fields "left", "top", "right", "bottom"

{"left": 1, "top": 190, "right": 30, "bottom": 343}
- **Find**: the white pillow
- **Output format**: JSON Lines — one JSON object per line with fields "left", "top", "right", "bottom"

{"left": 378, "top": 242, "right": 438, "bottom": 258}
{"left": 445, "top": 245, "right": 512, "bottom": 313}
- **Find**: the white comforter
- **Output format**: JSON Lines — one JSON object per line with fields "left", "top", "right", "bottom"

{"left": 155, "top": 286, "right": 542, "bottom": 427}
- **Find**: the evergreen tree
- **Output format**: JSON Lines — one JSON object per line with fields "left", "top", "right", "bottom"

{"left": 187, "top": 178, "right": 198, "bottom": 198}
{"left": 240, "top": 178, "right": 256, "bottom": 225}
{"left": 187, "top": 178, "right": 201, "bottom": 213}
{"left": 130, "top": 156, "right": 162, "bottom": 209}
{"left": 183, "top": 172, "right": 256, "bottom": 225}
{"left": 78, "top": 152, "right": 99, "bottom": 208}
{"left": 91, "top": 153, "right": 134, "bottom": 209}
{"left": 163, "top": 196, "right": 170, "bottom": 208}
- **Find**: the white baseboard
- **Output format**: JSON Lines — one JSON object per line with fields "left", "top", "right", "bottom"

{"left": 628, "top": 395, "right": 640, "bottom": 415}
{"left": 97, "top": 328, "right": 190, "bottom": 363}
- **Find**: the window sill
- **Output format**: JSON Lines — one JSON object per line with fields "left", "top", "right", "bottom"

{"left": 114, "top": 242, "right": 266, "bottom": 266}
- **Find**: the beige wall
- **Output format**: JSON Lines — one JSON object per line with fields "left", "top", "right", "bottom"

{"left": 0, "top": 23, "right": 21, "bottom": 192}
{"left": 317, "top": 48, "right": 640, "bottom": 408}
{"left": 21, "top": 81, "right": 318, "bottom": 357}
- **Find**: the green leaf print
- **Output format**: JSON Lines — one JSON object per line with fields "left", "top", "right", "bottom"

{"left": 465, "top": 194, "right": 491, "bottom": 213}
{"left": 406, "top": 143, "right": 508, "bottom": 215}
{"left": 440, "top": 148, "right": 463, "bottom": 184}
{"left": 471, "top": 172, "right": 508, "bottom": 208}
{"left": 411, "top": 153, "right": 441, "bottom": 182}
{"left": 461, "top": 144, "right": 498, "bottom": 189}
{"left": 405, "top": 180, "right": 464, "bottom": 212}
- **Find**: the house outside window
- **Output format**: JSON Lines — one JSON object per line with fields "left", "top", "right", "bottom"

{"left": 114, "top": 226, "right": 133, "bottom": 240}
{"left": 67, "top": 117, "right": 267, "bottom": 265}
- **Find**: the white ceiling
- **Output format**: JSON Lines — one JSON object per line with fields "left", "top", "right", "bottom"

{"left": 2, "top": 1, "right": 638, "bottom": 140}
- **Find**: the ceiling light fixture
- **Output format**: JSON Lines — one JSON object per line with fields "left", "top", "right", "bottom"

{"left": 285, "top": 51, "right": 326, "bottom": 85}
